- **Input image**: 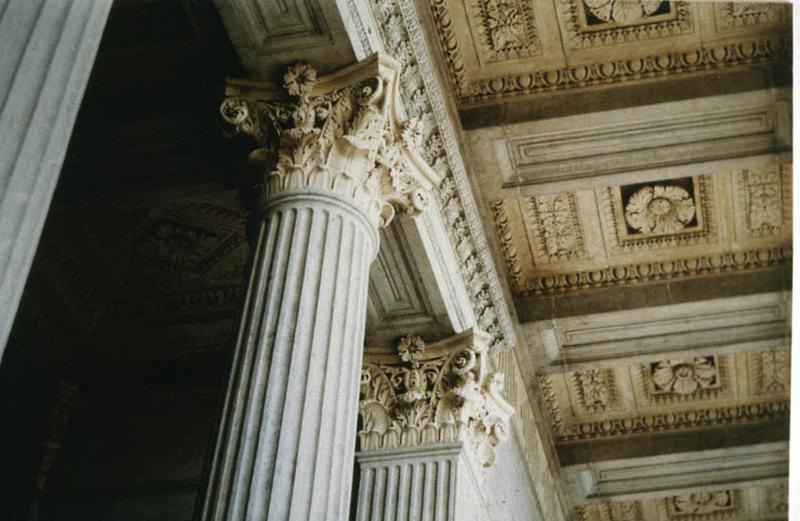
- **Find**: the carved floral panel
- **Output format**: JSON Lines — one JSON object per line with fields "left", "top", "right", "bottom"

{"left": 539, "top": 349, "right": 789, "bottom": 442}
{"left": 604, "top": 500, "right": 644, "bottom": 521}
{"left": 488, "top": 165, "right": 791, "bottom": 297}
{"left": 735, "top": 164, "right": 792, "bottom": 239}
{"left": 763, "top": 484, "right": 788, "bottom": 516}
{"left": 427, "top": 0, "right": 788, "bottom": 102}
{"left": 604, "top": 176, "right": 713, "bottom": 253}
{"left": 750, "top": 348, "right": 790, "bottom": 395}
{"left": 468, "top": 0, "right": 542, "bottom": 62}
{"left": 571, "top": 368, "right": 619, "bottom": 414}
{"left": 664, "top": 490, "right": 740, "bottom": 519}
{"left": 526, "top": 192, "right": 586, "bottom": 263}
{"left": 644, "top": 356, "right": 724, "bottom": 404}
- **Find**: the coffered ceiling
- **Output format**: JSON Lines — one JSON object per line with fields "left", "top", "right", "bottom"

{"left": 463, "top": 88, "right": 792, "bottom": 322}
{"left": 426, "top": 4, "right": 794, "bottom": 519}
{"left": 490, "top": 161, "right": 791, "bottom": 297}
{"left": 540, "top": 346, "right": 789, "bottom": 444}
{"left": 424, "top": 0, "right": 791, "bottom": 107}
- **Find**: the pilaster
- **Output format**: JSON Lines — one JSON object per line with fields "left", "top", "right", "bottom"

{"left": 355, "top": 330, "right": 515, "bottom": 520}
{"left": 356, "top": 443, "right": 491, "bottom": 521}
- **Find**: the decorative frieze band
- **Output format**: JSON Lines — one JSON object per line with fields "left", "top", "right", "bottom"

{"left": 519, "top": 245, "right": 789, "bottom": 296}
{"left": 550, "top": 395, "right": 788, "bottom": 442}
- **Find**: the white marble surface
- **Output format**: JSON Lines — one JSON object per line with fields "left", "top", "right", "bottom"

{"left": 355, "top": 436, "right": 545, "bottom": 521}
{"left": 0, "top": 0, "right": 112, "bottom": 359}
{"left": 198, "top": 192, "right": 378, "bottom": 520}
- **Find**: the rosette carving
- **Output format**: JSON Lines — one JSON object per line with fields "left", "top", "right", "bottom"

{"left": 219, "top": 54, "right": 440, "bottom": 227}
{"left": 359, "top": 330, "right": 514, "bottom": 467}
{"left": 624, "top": 184, "right": 696, "bottom": 234}
{"left": 651, "top": 357, "right": 718, "bottom": 396}
{"left": 669, "top": 490, "right": 735, "bottom": 515}
{"left": 583, "top": 0, "right": 666, "bottom": 25}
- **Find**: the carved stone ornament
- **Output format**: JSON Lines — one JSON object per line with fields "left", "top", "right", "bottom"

{"left": 608, "top": 501, "right": 644, "bottom": 521}
{"left": 584, "top": 0, "right": 666, "bottom": 25}
{"left": 624, "top": 184, "right": 696, "bottom": 234}
{"left": 668, "top": 490, "right": 736, "bottom": 516}
{"left": 359, "top": 329, "right": 514, "bottom": 467}
{"left": 219, "top": 54, "right": 441, "bottom": 227}
{"left": 651, "top": 357, "right": 718, "bottom": 396}
{"left": 573, "top": 369, "right": 615, "bottom": 413}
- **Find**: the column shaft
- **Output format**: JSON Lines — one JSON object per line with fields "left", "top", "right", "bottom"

{"left": 0, "top": 0, "right": 112, "bottom": 359}
{"left": 199, "top": 192, "right": 378, "bottom": 520}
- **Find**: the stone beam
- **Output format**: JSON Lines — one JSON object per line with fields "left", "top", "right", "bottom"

{"left": 524, "top": 291, "right": 791, "bottom": 371}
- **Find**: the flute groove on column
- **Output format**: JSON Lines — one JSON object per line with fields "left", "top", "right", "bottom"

{"left": 201, "top": 194, "right": 378, "bottom": 521}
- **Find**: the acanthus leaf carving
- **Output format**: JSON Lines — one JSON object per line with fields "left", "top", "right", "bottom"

{"left": 528, "top": 193, "right": 585, "bottom": 262}
{"left": 573, "top": 368, "right": 616, "bottom": 413}
{"left": 752, "top": 348, "right": 790, "bottom": 395}
{"left": 219, "top": 55, "right": 440, "bottom": 228}
{"left": 739, "top": 164, "right": 791, "bottom": 238}
{"left": 359, "top": 330, "right": 514, "bottom": 467}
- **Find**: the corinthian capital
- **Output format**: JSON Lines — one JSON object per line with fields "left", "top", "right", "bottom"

{"left": 219, "top": 54, "right": 441, "bottom": 227}
{"left": 359, "top": 329, "right": 515, "bottom": 467}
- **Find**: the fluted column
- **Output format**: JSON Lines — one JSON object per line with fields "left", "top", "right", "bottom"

{"left": 197, "top": 54, "right": 439, "bottom": 521}
{"left": 356, "top": 330, "right": 515, "bottom": 521}
{"left": 0, "top": 0, "right": 112, "bottom": 360}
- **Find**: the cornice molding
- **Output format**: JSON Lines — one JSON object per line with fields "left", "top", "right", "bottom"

{"left": 468, "top": 38, "right": 789, "bottom": 103}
